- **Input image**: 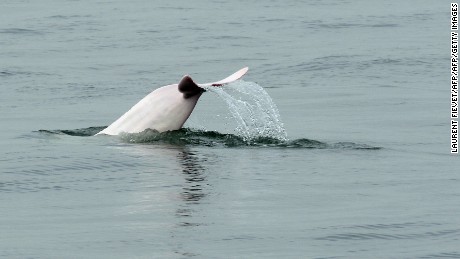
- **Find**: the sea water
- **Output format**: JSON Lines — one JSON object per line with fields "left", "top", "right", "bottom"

{"left": 1, "top": 1, "right": 459, "bottom": 258}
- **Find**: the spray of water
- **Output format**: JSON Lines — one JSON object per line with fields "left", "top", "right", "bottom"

{"left": 203, "top": 80, "right": 288, "bottom": 142}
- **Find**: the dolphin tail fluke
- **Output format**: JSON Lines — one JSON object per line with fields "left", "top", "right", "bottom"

{"left": 178, "top": 67, "right": 249, "bottom": 98}
{"left": 198, "top": 67, "right": 249, "bottom": 87}
{"left": 178, "top": 75, "right": 203, "bottom": 99}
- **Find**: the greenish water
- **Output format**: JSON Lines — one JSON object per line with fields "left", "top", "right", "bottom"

{"left": 39, "top": 127, "right": 380, "bottom": 149}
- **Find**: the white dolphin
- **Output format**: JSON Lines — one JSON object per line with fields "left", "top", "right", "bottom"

{"left": 96, "top": 67, "right": 249, "bottom": 136}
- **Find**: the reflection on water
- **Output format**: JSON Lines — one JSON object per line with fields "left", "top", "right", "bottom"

{"left": 178, "top": 150, "right": 207, "bottom": 204}
{"left": 173, "top": 149, "right": 210, "bottom": 257}
{"left": 112, "top": 143, "right": 209, "bottom": 216}
{"left": 175, "top": 150, "right": 208, "bottom": 223}
{"left": 110, "top": 143, "right": 210, "bottom": 256}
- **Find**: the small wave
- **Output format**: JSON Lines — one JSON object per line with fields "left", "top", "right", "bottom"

{"left": 0, "top": 71, "right": 14, "bottom": 77}
{"left": 37, "top": 127, "right": 381, "bottom": 150}
{"left": 303, "top": 20, "right": 399, "bottom": 31}
{"left": 38, "top": 126, "right": 105, "bottom": 137}
{"left": 420, "top": 252, "right": 460, "bottom": 259}
{"left": 0, "top": 28, "right": 43, "bottom": 35}
{"left": 119, "top": 128, "right": 247, "bottom": 147}
{"left": 0, "top": 70, "right": 53, "bottom": 78}
{"left": 316, "top": 228, "right": 460, "bottom": 241}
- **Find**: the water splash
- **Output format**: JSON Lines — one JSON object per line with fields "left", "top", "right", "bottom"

{"left": 203, "top": 80, "right": 288, "bottom": 142}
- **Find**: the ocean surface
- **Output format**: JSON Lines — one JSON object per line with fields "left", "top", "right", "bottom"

{"left": 1, "top": 1, "right": 458, "bottom": 258}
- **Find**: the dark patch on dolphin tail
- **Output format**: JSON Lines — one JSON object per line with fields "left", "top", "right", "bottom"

{"left": 178, "top": 75, "right": 205, "bottom": 99}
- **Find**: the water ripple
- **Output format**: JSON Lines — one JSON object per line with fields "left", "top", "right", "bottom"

{"left": 316, "top": 228, "right": 460, "bottom": 241}
{"left": 37, "top": 127, "right": 381, "bottom": 150}
{"left": 420, "top": 252, "right": 460, "bottom": 258}
{"left": 0, "top": 28, "right": 44, "bottom": 35}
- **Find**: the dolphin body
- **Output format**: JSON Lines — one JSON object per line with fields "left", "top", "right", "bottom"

{"left": 96, "top": 67, "right": 248, "bottom": 136}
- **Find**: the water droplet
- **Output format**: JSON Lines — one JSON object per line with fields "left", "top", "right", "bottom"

{"left": 204, "top": 81, "right": 288, "bottom": 142}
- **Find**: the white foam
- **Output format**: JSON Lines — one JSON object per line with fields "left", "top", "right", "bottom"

{"left": 204, "top": 80, "right": 288, "bottom": 142}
